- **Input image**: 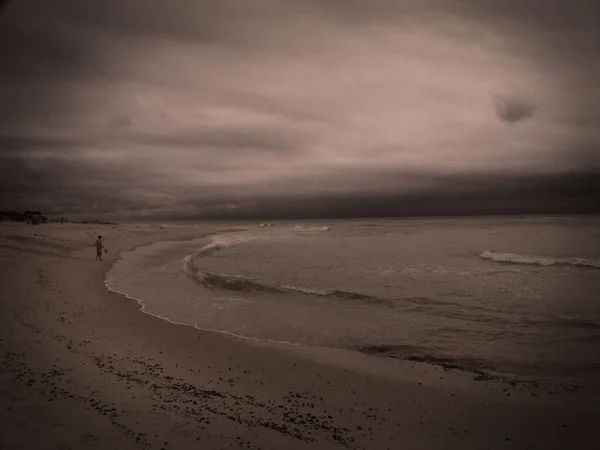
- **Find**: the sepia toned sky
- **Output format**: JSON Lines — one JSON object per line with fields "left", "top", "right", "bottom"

{"left": 0, "top": 0, "right": 598, "bottom": 219}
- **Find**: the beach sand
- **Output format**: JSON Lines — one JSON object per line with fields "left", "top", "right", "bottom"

{"left": 0, "top": 222, "right": 598, "bottom": 450}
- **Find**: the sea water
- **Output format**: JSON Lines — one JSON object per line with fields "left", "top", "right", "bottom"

{"left": 106, "top": 216, "right": 600, "bottom": 387}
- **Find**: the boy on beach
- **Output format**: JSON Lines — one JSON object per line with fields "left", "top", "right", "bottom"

{"left": 94, "top": 235, "right": 104, "bottom": 260}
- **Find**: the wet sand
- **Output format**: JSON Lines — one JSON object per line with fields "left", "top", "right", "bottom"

{"left": 0, "top": 222, "right": 598, "bottom": 450}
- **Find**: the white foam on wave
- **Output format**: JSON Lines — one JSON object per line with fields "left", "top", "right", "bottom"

{"left": 293, "top": 225, "right": 331, "bottom": 231}
{"left": 182, "top": 260, "right": 381, "bottom": 303}
{"left": 277, "top": 283, "right": 331, "bottom": 296}
{"left": 479, "top": 250, "right": 600, "bottom": 269}
{"left": 196, "top": 233, "right": 258, "bottom": 255}
{"left": 182, "top": 233, "right": 260, "bottom": 280}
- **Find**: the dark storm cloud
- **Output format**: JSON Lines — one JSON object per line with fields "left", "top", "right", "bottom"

{"left": 0, "top": 135, "right": 85, "bottom": 153}
{"left": 176, "top": 171, "right": 600, "bottom": 221}
{"left": 471, "top": 0, "right": 600, "bottom": 33}
{"left": 494, "top": 95, "right": 536, "bottom": 124}
{"left": 0, "top": 0, "right": 599, "bottom": 219}
{"left": 0, "top": 152, "right": 189, "bottom": 214}
{"left": 0, "top": 19, "right": 90, "bottom": 79}
{"left": 0, "top": 2, "right": 120, "bottom": 83}
{"left": 21, "top": 0, "right": 284, "bottom": 46}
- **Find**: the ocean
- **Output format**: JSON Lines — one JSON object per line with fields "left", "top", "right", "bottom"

{"left": 105, "top": 216, "right": 600, "bottom": 387}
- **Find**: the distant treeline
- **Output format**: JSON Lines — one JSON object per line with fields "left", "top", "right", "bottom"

{"left": 0, "top": 210, "right": 48, "bottom": 224}
{"left": 0, "top": 211, "right": 114, "bottom": 225}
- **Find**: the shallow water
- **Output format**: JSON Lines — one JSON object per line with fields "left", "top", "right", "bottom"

{"left": 106, "top": 216, "right": 600, "bottom": 386}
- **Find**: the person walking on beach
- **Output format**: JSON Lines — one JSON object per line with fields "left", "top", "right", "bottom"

{"left": 94, "top": 235, "right": 104, "bottom": 261}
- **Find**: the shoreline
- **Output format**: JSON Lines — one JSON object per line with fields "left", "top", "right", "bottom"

{"left": 106, "top": 230, "right": 599, "bottom": 393}
{"left": 1, "top": 222, "right": 599, "bottom": 449}
{"left": 85, "top": 224, "right": 600, "bottom": 404}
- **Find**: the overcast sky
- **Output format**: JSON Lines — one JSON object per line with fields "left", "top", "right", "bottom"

{"left": 0, "top": 0, "right": 598, "bottom": 219}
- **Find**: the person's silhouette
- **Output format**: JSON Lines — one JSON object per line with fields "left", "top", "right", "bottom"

{"left": 94, "top": 236, "right": 104, "bottom": 260}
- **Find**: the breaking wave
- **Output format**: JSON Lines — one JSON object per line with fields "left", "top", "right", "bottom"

{"left": 182, "top": 234, "right": 380, "bottom": 301}
{"left": 479, "top": 250, "right": 600, "bottom": 269}
{"left": 186, "top": 266, "right": 380, "bottom": 301}
{"left": 183, "top": 256, "right": 381, "bottom": 302}
{"left": 293, "top": 225, "right": 332, "bottom": 231}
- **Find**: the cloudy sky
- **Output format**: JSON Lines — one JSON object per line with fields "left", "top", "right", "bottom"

{"left": 0, "top": 0, "right": 598, "bottom": 219}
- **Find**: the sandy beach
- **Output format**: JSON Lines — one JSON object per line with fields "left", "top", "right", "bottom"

{"left": 1, "top": 222, "right": 598, "bottom": 450}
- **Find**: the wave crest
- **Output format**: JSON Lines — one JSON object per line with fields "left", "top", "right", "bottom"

{"left": 183, "top": 257, "right": 383, "bottom": 302}
{"left": 479, "top": 250, "right": 600, "bottom": 269}
{"left": 293, "top": 225, "right": 331, "bottom": 231}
